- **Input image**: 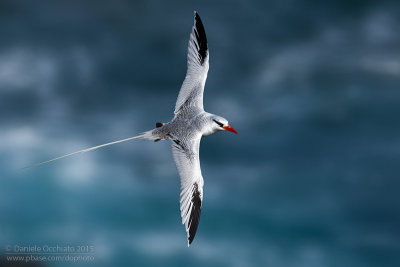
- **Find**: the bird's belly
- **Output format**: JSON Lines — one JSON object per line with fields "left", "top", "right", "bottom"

{"left": 168, "top": 118, "right": 201, "bottom": 140}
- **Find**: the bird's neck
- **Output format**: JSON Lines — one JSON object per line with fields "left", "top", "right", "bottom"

{"left": 201, "top": 113, "right": 219, "bottom": 136}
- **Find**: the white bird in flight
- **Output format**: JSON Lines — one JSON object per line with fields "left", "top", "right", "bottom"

{"left": 27, "top": 11, "right": 238, "bottom": 246}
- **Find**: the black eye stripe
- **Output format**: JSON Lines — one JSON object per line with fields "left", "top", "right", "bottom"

{"left": 213, "top": 119, "right": 224, "bottom": 127}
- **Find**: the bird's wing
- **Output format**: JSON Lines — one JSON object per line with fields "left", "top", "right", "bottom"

{"left": 174, "top": 11, "right": 209, "bottom": 115}
{"left": 171, "top": 135, "right": 204, "bottom": 246}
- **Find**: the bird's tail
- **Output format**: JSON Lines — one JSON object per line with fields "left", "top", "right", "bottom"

{"left": 23, "top": 130, "right": 156, "bottom": 169}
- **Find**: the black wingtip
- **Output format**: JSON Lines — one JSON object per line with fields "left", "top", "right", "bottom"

{"left": 191, "top": 11, "right": 208, "bottom": 65}
{"left": 187, "top": 183, "right": 202, "bottom": 246}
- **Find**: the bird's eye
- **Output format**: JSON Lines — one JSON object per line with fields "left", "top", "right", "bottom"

{"left": 213, "top": 119, "right": 224, "bottom": 127}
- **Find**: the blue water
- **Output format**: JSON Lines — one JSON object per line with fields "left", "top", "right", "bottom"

{"left": 1, "top": 0, "right": 400, "bottom": 266}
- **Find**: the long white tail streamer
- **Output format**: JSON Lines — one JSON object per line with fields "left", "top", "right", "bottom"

{"left": 23, "top": 133, "right": 150, "bottom": 169}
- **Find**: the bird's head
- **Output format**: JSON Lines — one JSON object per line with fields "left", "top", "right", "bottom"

{"left": 208, "top": 115, "right": 238, "bottom": 135}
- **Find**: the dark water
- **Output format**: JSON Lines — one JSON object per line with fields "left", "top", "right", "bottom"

{"left": 1, "top": 1, "right": 400, "bottom": 266}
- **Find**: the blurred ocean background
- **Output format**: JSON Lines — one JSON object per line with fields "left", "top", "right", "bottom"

{"left": 1, "top": 0, "right": 400, "bottom": 266}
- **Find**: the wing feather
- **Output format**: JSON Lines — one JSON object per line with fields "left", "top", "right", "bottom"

{"left": 174, "top": 11, "right": 209, "bottom": 115}
{"left": 171, "top": 136, "right": 204, "bottom": 246}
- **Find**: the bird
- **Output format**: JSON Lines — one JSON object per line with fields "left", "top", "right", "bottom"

{"left": 26, "top": 11, "right": 238, "bottom": 246}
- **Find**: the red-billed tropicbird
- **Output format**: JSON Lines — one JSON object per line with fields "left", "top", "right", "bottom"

{"left": 27, "top": 11, "right": 238, "bottom": 246}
